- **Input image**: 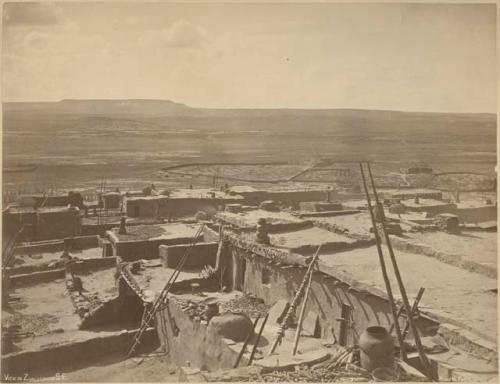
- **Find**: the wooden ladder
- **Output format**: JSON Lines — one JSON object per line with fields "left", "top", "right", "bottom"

{"left": 126, "top": 224, "right": 205, "bottom": 358}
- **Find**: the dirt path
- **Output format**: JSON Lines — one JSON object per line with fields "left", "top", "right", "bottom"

{"left": 63, "top": 354, "right": 179, "bottom": 382}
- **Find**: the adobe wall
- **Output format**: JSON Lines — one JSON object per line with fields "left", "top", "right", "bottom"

{"left": 227, "top": 245, "right": 437, "bottom": 345}
{"left": 8, "top": 257, "right": 118, "bottom": 286}
{"left": 125, "top": 198, "right": 167, "bottom": 218}
{"left": 1, "top": 328, "right": 158, "bottom": 378}
{"left": 3, "top": 210, "right": 38, "bottom": 241}
{"left": 155, "top": 298, "right": 243, "bottom": 372}
{"left": 81, "top": 223, "right": 117, "bottom": 236}
{"left": 112, "top": 236, "right": 202, "bottom": 261}
{"left": 159, "top": 242, "right": 218, "bottom": 268}
{"left": 236, "top": 190, "right": 328, "bottom": 208}
{"left": 391, "top": 191, "right": 443, "bottom": 200}
{"left": 36, "top": 208, "right": 81, "bottom": 241}
{"left": 455, "top": 205, "right": 497, "bottom": 224}
{"left": 125, "top": 197, "right": 240, "bottom": 218}
{"left": 14, "top": 235, "right": 99, "bottom": 256}
{"left": 402, "top": 203, "right": 456, "bottom": 217}
{"left": 162, "top": 198, "right": 237, "bottom": 218}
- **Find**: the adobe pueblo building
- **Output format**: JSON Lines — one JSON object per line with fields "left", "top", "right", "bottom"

{"left": 1, "top": 165, "right": 497, "bottom": 382}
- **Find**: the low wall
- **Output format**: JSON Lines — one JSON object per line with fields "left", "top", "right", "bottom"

{"left": 391, "top": 191, "right": 443, "bottom": 200}
{"left": 160, "top": 242, "right": 218, "bottom": 268}
{"left": 125, "top": 197, "right": 241, "bottom": 219}
{"left": 156, "top": 298, "right": 244, "bottom": 371}
{"left": 9, "top": 269, "right": 65, "bottom": 287}
{"left": 113, "top": 236, "right": 202, "bottom": 261}
{"left": 81, "top": 223, "right": 117, "bottom": 236}
{"left": 299, "top": 210, "right": 361, "bottom": 218}
{"left": 402, "top": 202, "right": 457, "bottom": 217}
{"left": 455, "top": 205, "right": 497, "bottom": 224}
{"left": 1, "top": 328, "right": 158, "bottom": 378}
{"left": 8, "top": 258, "right": 118, "bottom": 286}
{"left": 14, "top": 235, "right": 99, "bottom": 256}
{"left": 235, "top": 190, "right": 328, "bottom": 208}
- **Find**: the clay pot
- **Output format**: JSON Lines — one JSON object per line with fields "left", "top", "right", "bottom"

{"left": 207, "top": 312, "right": 253, "bottom": 342}
{"left": 359, "top": 326, "right": 395, "bottom": 372}
{"left": 205, "top": 300, "right": 219, "bottom": 321}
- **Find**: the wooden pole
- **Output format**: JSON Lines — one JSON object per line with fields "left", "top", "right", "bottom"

{"left": 366, "top": 162, "right": 436, "bottom": 380}
{"left": 359, "top": 163, "right": 407, "bottom": 361}
{"left": 248, "top": 313, "right": 269, "bottom": 366}
{"left": 401, "top": 287, "right": 425, "bottom": 340}
{"left": 234, "top": 315, "right": 261, "bottom": 368}
{"left": 268, "top": 244, "right": 323, "bottom": 355}
{"left": 291, "top": 259, "right": 316, "bottom": 356}
{"left": 389, "top": 287, "right": 425, "bottom": 334}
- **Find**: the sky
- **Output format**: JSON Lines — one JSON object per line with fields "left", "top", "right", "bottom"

{"left": 1, "top": 2, "right": 497, "bottom": 112}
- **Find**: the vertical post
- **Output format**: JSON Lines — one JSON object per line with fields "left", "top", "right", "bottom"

{"left": 359, "top": 163, "right": 407, "bottom": 361}
{"left": 338, "top": 303, "right": 352, "bottom": 346}
{"left": 366, "top": 162, "right": 436, "bottom": 380}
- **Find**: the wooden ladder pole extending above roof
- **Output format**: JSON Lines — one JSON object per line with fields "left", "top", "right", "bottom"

{"left": 365, "top": 161, "right": 436, "bottom": 381}
{"left": 268, "top": 243, "right": 323, "bottom": 356}
{"left": 359, "top": 163, "right": 407, "bottom": 362}
{"left": 126, "top": 223, "right": 205, "bottom": 358}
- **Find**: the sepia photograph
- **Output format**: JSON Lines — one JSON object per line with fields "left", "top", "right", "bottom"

{"left": 1, "top": 1, "right": 497, "bottom": 382}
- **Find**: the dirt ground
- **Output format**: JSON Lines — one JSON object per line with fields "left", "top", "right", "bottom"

{"left": 62, "top": 354, "right": 179, "bottom": 382}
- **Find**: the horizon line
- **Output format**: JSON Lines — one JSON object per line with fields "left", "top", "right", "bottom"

{"left": 2, "top": 98, "right": 497, "bottom": 115}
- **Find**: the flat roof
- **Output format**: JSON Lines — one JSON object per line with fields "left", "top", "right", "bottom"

{"left": 6, "top": 206, "right": 78, "bottom": 214}
{"left": 125, "top": 189, "right": 244, "bottom": 201}
{"left": 3, "top": 267, "right": 119, "bottom": 351}
{"left": 401, "top": 198, "right": 453, "bottom": 208}
{"left": 311, "top": 212, "right": 373, "bottom": 238}
{"left": 216, "top": 209, "right": 304, "bottom": 228}
{"left": 229, "top": 185, "right": 330, "bottom": 194}
{"left": 319, "top": 246, "right": 497, "bottom": 343}
{"left": 386, "top": 188, "right": 443, "bottom": 195}
{"left": 406, "top": 230, "right": 497, "bottom": 269}
{"left": 109, "top": 222, "right": 201, "bottom": 242}
{"left": 268, "top": 227, "right": 357, "bottom": 249}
